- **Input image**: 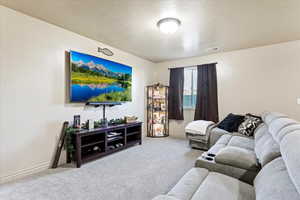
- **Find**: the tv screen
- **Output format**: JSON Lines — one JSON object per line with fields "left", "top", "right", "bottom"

{"left": 70, "top": 50, "right": 132, "bottom": 103}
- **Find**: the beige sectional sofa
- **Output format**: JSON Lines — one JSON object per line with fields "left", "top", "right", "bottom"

{"left": 152, "top": 112, "right": 300, "bottom": 200}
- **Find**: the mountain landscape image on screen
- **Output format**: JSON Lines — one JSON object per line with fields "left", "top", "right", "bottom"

{"left": 70, "top": 51, "right": 132, "bottom": 102}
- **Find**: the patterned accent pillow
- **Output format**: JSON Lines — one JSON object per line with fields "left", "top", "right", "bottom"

{"left": 238, "top": 114, "right": 262, "bottom": 136}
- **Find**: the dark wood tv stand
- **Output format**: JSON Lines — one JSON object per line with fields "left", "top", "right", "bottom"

{"left": 70, "top": 122, "right": 142, "bottom": 168}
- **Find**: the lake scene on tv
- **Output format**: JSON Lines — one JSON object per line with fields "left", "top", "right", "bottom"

{"left": 70, "top": 51, "right": 132, "bottom": 102}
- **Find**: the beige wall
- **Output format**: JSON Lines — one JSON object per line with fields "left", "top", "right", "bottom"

{"left": 155, "top": 41, "right": 300, "bottom": 138}
{"left": 0, "top": 6, "right": 155, "bottom": 183}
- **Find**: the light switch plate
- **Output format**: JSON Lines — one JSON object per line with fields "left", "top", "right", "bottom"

{"left": 297, "top": 98, "right": 300, "bottom": 105}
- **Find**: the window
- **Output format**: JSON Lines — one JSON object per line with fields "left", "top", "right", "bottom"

{"left": 183, "top": 67, "right": 197, "bottom": 109}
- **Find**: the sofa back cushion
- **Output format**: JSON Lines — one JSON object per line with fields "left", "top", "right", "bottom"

{"left": 254, "top": 123, "right": 267, "bottom": 141}
{"left": 268, "top": 118, "right": 298, "bottom": 143}
{"left": 254, "top": 113, "right": 298, "bottom": 166}
{"left": 280, "top": 131, "right": 300, "bottom": 195}
{"left": 261, "top": 112, "right": 287, "bottom": 124}
{"left": 255, "top": 130, "right": 300, "bottom": 200}
{"left": 254, "top": 129, "right": 280, "bottom": 166}
{"left": 254, "top": 157, "right": 300, "bottom": 200}
{"left": 276, "top": 124, "right": 300, "bottom": 143}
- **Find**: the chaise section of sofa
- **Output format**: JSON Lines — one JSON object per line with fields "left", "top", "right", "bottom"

{"left": 186, "top": 120, "right": 251, "bottom": 151}
{"left": 152, "top": 129, "right": 300, "bottom": 200}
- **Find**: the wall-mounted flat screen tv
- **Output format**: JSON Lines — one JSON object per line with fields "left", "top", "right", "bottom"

{"left": 70, "top": 50, "right": 132, "bottom": 103}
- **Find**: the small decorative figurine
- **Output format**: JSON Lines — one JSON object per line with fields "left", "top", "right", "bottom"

{"left": 73, "top": 115, "right": 81, "bottom": 128}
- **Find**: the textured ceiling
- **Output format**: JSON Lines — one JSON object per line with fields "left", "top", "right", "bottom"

{"left": 1, "top": 0, "right": 300, "bottom": 62}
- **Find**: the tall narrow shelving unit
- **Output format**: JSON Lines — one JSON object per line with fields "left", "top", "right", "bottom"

{"left": 147, "top": 83, "right": 169, "bottom": 137}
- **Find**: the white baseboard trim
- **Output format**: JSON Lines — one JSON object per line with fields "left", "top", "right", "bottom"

{"left": 0, "top": 161, "right": 50, "bottom": 184}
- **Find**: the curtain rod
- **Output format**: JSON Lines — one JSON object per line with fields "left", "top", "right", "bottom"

{"left": 168, "top": 62, "right": 218, "bottom": 70}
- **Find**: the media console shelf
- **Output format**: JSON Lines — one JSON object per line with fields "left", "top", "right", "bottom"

{"left": 70, "top": 122, "right": 142, "bottom": 168}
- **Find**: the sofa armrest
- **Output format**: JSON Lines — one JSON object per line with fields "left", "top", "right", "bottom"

{"left": 215, "top": 146, "right": 259, "bottom": 171}
{"left": 152, "top": 195, "right": 180, "bottom": 200}
{"left": 209, "top": 127, "right": 230, "bottom": 146}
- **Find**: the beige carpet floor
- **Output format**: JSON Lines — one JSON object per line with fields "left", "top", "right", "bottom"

{"left": 0, "top": 137, "right": 202, "bottom": 200}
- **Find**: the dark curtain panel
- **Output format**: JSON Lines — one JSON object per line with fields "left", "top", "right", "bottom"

{"left": 194, "top": 63, "right": 219, "bottom": 122}
{"left": 168, "top": 68, "right": 184, "bottom": 120}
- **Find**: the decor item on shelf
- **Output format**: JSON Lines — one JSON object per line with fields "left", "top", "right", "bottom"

{"left": 100, "top": 118, "right": 109, "bottom": 127}
{"left": 73, "top": 115, "right": 80, "bottom": 128}
{"left": 94, "top": 120, "right": 102, "bottom": 128}
{"left": 87, "top": 119, "right": 94, "bottom": 130}
{"left": 69, "top": 50, "right": 132, "bottom": 103}
{"left": 125, "top": 116, "right": 138, "bottom": 123}
{"left": 81, "top": 120, "right": 97, "bottom": 129}
{"left": 98, "top": 47, "right": 114, "bottom": 56}
{"left": 109, "top": 118, "right": 125, "bottom": 125}
{"left": 147, "top": 83, "right": 169, "bottom": 137}
{"left": 93, "top": 118, "right": 125, "bottom": 128}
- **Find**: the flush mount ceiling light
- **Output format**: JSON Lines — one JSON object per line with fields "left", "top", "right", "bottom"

{"left": 157, "top": 18, "right": 181, "bottom": 34}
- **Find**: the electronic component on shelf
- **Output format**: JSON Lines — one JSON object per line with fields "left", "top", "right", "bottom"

{"left": 107, "top": 136, "right": 123, "bottom": 141}
{"left": 93, "top": 145, "right": 101, "bottom": 152}
{"left": 107, "top": 145, "right": 115, "bottom": 150}
{"left": 115, "top": 143, "right": 124, "bottom": 148}
{"left": 107, "top": 132, "right": 123, "bottom": 138}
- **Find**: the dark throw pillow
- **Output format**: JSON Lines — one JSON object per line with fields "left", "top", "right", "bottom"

{"left": 217, "top": 113, "right": 245, "bottom": 132}
{"left": 238, "top": 113, "right": 262, "bottom": 136}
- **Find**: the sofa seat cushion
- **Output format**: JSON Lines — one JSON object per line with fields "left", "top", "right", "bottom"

{"left": 213, "top": 134, "right": 254, "bottom": 150}
{"left": 207, "top": 134, "right": 254, "bottom": 156}
{"left": 203, "top": 134, "right": 257, "bottom": 175}
{"left": 191, "top": 172, "right": 255, "bottom": 200}
{"left": 207, "top": 143, "right": 226, "bottom": 155}
{"left": 215, "top": 146, "right": 259, "bottom": 171}
{"left": 167, "top": 168, "right": 209, "bottom": 200}
{"left": 254, "top": 157, "right": 300, "bottom": 200}
{"left": 228, "top": 136, "right": 255, "bottom": 151}
{"left": 208, "top": 127, "right": 250, "bottom": 147}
